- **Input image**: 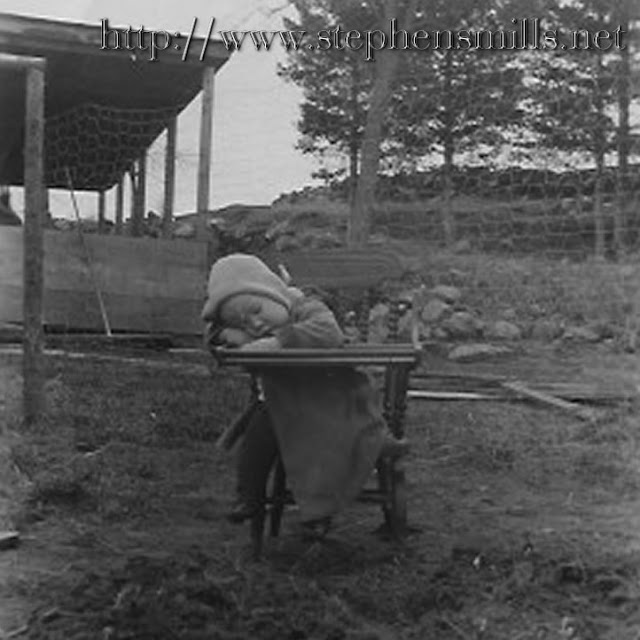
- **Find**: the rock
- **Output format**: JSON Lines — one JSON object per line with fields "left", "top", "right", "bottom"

{"left": 52, "top": 218, "right": 73, "bottom": 231}
{"left": 367, "top": 324, "right": 389, "bottom": 344}
{"left": 588, "top": 321, "right": 615, "bottom": 340}
{"left": 420, "top": 299, "right": 450, "bottom": 324}
{"left": 501, "top": 308, "right": 517, "bottom": 322}
{"left": 173, "top": 221, "right": 195, "bottom": 238}
{"left": 562, "top": 325, "right": 602, "bottom": 343}
{"left": 448, "top": 343, "right": 514, "bottom": 362}
{"left": 431, "top": 285, "right": 462, "bottom": 304}
{"left": 369, "top": 232, "right": 388, "bottom": 245}
{"left": 343, "top": 326, "right": 360, "bottom": 344}
{"left": 620, "top": 265, "right": 636, "bottom": 279}
{"left": 274, "top": 234, "right": 302, "bottom": 252}
{"left": 368, "top": 303, "right": 390, "bottom": 343}
{"left": 442, "top": 311, "right": 480, "bottom": 340}
{"left": 498, "top": 238, "right": 515, "bottom": 252}
{"left": 299, "top": 229, "right": 342, "bottom": 249}
{"left": 484, "top": 320, "right": 522, "bottom": 341}
{"left": 397, "top": 287, "right": 423, "bottom": 304}
{"left": 531, "top": 318, "right": 564, "bottom": 342}
{"left": 621, "top": 327, "right": 638, "bottom": 353}
{"left": 397, "top": 312, "right": 414, "bottom": 341}
{"left": 264, "top": 218, "right": 291, "bottom": 240}
{"left": 448, "top": 268, "right": 467, "bottom": 284}
{"left": 452, "top": 239, "right": 472, "bottom": 254}
{"left": 419, "top": 324, "right": 432, "bottom": 340}
{"left": 529, "top": 303, "right": 545, "bottom": 317}
{"left": 369, "top": 302, "right": 390, "bottom": 323}
{"left": 0, "top": 531, "right": 20, "bottom": 551}
{"left": 433, "top": 327, "right": 449, "bottom": 341}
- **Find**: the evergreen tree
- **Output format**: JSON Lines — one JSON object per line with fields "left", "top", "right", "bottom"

{"left": 280, "top": 0, "right": 530, "bottom": 245}
{"left": 523, "top": 0, "right": 627, "bottom": 257}
{"left": 278, "top": 1, "right": 377, "bottom": 203}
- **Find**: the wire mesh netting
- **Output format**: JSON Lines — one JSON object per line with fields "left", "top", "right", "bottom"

{"left": 45, "top": 103, "right": 180, "bottom": 192}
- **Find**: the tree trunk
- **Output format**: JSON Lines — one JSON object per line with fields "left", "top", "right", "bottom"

{"left": 349, "top": 136, "right": 359, "bottom": 207}
{"left": 348, "top": 64, "right": 360, "bottom": 207}
{"left": 593, "top": 51, "right": 606, "bottom": 260}
{"left": 349, "top": 51, "right": 397, "bottom": 247}
{"left": 441, "top": 50, "right": 456, "bottom": 247}
{"left": 615, "top": 5, "right": 630, "bottom": 258}
{"left": 594, "top": 151, "right": 605, "bottom": 259}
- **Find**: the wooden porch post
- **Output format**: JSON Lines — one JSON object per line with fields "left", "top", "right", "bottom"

{"left": 197, "top": 68, "right": 215, "bottom": 214}
{"left": 115, "top": 176, "right": 124, "bottom": 235}
{"left": 129, "top": 165, "right": 136, "bottom": 235}
{"left": 97, "top": 189, "right": 106, "bottom": 233}
{"left": 138, "top": 151, "right": 146, "bottom": 228}
{"left": 24, "top": 61, "right": 46, "bottom": 424}
{"left": 0, "top": 53, "right": 48, "bottom": 424}
{"left": 130, "top": 154, "right": 147, "bottom": 237}
{"left": 163, "top": 117, "right": 177, "bottom": 238}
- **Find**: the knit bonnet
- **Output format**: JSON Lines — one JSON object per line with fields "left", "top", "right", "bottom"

{"left": 201, "top": 253, "right": 292, "bottom": 322}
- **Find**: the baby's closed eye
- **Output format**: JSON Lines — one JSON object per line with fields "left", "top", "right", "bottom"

{"left": 219, "top": 328, "right": 254, "bottom": 347}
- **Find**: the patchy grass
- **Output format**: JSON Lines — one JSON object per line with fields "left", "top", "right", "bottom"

{"left": 1, "top": 347, "right": 640, "bottom": 639}
{"left": 396, "top": 247, "right": 640, "bottom": 339}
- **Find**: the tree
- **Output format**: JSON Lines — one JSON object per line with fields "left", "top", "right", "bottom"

{"left": 350, "top": 1, "right": 404, "bottom": 245}
{"left": 342, "top": 0, "right": 535, "bottom": 245}
{"left": 281, "top": 0, "right": 425, "bottom": 244}
{"left": 279, "top": 1, "right": 378, "bottom": 204}
{"left": 281, "top": 0, "right": 534, "bottom": 246}
{"left": 611, "top": 0, "right": 640, "bottom": 256}
{"left": 523, "top": 0, "right": 624, "bottom": 258}
{"left": 388, "top": 47, "right": 526, "bottom": 244}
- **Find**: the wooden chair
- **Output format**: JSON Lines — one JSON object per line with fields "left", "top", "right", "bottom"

{"left": 211, "top": 249, "right": 421, "bottom": 558}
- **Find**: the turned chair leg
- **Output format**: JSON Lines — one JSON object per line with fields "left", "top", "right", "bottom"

{"left": 250, "top": 505, "right": 266, "bottom": 560}
{"left": 270, "top": 457, "right": 287, "bottom": 537}
{"left": 380, "top": 361, "right": 411, "bottom": 537}
{"left": 375, "top": 457, "right": 408, "bottom": 538}
{"left": 249, "top": 455, "right": 288, "bottom": 559}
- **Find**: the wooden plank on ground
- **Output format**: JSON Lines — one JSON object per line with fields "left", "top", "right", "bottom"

{"left": 502, "top": 380, "right": 598, "bottom": 421}
{"left": 410, "top": 372, "right": 636, "bottom": 403}
{"left": 530, "top": 382, "right": 635, "bottom": 402}
{"left": 408, "top": 390, "right": 500, "bottom": 401}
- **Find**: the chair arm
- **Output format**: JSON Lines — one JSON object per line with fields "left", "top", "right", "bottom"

{"left": 213, "top": 344, "right": 421, "bottom": 368}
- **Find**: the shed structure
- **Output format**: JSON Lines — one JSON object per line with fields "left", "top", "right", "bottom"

{"left": 0, "top": 12, "right": 232, "bottom": 225}
{"left": 0, "top": 12, "right": 232, "bottom": 422}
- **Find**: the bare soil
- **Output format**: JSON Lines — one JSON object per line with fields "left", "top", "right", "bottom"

{"left": 1, "top": 342, "right": 639, "bottom": 640}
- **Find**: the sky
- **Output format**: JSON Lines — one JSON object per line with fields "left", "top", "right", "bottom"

{"left": 0, "top": 0, "right": 323, "bottom": 219}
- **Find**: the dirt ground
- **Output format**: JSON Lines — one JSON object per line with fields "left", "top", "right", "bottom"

{"left": 1, "top": 341, "right": 639, "bottom": 640}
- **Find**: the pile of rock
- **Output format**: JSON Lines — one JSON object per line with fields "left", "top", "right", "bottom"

{"left": 365, "top": 282, "right": 619, "bottom": 361}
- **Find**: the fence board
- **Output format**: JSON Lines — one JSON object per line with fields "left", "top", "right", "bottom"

{"left": 0, "top": 227, "right": 209, "bottom": 334}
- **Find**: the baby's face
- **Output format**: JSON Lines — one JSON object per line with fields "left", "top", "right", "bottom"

{"left": 219, "top": 294, "right": 289, "bottom": 338}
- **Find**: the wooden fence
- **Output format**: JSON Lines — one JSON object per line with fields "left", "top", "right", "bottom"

{"left": 0, "top": 227, "right": 210, "bottom": 335}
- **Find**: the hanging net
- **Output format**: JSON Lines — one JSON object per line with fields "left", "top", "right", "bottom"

{"left": 44, "top": 102, "right": 181, "bottom": 191}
